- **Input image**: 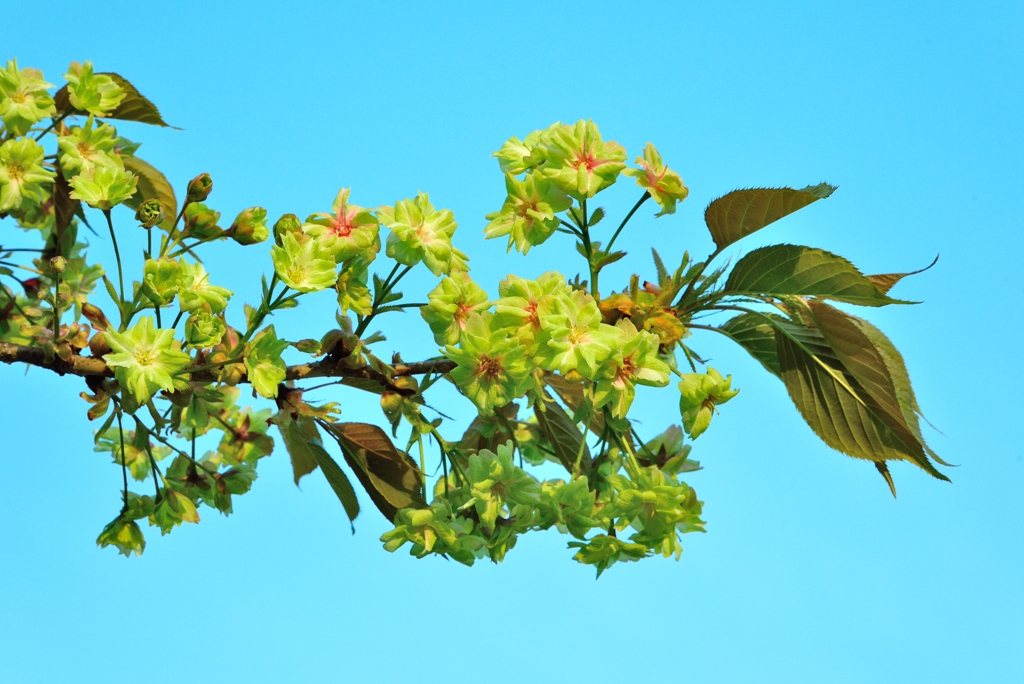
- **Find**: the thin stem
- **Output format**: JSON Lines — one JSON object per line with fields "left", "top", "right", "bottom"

{"left": 102, "top": 210, "right": 126, "bottom": 321}
{"left": 116, "top": 410, "right": 129, "bottom": 511}
{"left": 354, "top": 263, "right": 412, "bottom": 337}
{"left": 0, "top": 248, "right": 44, "bottom": 253}
{"left": 559, "top": 219, "right": 583, "bottom": 237}
{"left": 146, "top": 227, "right": 153, "bottom": 260}
{"left": 34, "top": 112, "right": 70, "bottom": 141}
{"left": 50, "top": 270, "right": 61, "bottom": 338}
{"left": 166, "top": 231, "right": 227, "bottom": 259}
{"left": 605, "top": 192, "right": 650, "bottom": 253}
{"left": 171, "top": 309, "right": 184, "bottom": 330}
{"left": 154, "top": 304, "right": 162, "bottom": 328}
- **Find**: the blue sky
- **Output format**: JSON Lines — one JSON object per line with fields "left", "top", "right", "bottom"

{"left": 2, "top": 1, "right": 1022, "bottom": 681}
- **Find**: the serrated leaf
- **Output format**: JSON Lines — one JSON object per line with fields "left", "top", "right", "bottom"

{"left": 533, "top": 395, "right": 592, "bottom": 477}
{"left": 724, "top": 244, "right": 909, "bottom": 307}
{"left": 321, "top": 422, "right": 425, "bottom": 521}
{"left": 122, "top": 156, "right": 178, "bottom": 231}
{"left": 718, "top": 312, "right": 783, "bottom": 377}
{"left": 704, "top": 184, "right": 836, "bottom": 250}
{"left": 588, "top": 207, "right": 605, "bottom": 227}
{"left": 866, "top": 255, "right": 939, "bottom": 295}
{"left": 776, "top": 301, "right": 948, "bottom": 483}
{"left": 652, "top": 248, "right": 669, "bottom": 285}
{"left": 280, "top": 419, "right": 321, "bottom": 485}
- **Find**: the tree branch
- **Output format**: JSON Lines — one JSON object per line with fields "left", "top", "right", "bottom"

{"left": 0, "top": 341, "right": 457, "bottom": 392}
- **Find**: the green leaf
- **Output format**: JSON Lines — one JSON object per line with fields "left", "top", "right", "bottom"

{"left": 718, "top": 312, "right": 783, "bottom": 377}
{"left": 321, "top": 422, "right": 426, "bottom": 521}
{"left": 776, "top": 301, "right": 948, "bottom": 483}
{"left": 704, "top": 184, "right": 836, "bottom": 250}
{"left": 280, "top": 419, "right": 321, "bottom": 485}
{"left": 588, "top": 207, "right": 605, "bottom": 227}
{"left": 533, "top": 395, "right": 592, "bottom": 478}
{"left": 866, "top": 255, "right": 939, "bottom": 295}
{"left": 308, "top": 441, "right": 360, "bottom": 531}
{"left": 724, "top": 244, "right": 908, "bottom": 307}
{"left": 122, "top": 156, "right": 178, "bottom": 231}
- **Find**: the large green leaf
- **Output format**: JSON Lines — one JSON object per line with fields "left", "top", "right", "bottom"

{"left": 775, "top": 301, "right": 948, "bottom": 484}
{"left": 704, "top": 184, "right": 836, "bottom": 250}
{"left": 544, "top": 372, "right": 606, "bottom": 436}
{"left": 533, "top": 395, "right": 592, "bottom": 478}
{"left": 310, "top": 445, "right": 361, "bottom": 531}
{"left": 724, "top": 244, "right": 908, "bottom": 307}
{"left": 122, "top": 156, "right": 177, "bottom": 231}
{"left": 55, "top": 73, "right": 173, "bottom": 127}
{"left": 718, "top": 312, "right": 783, "bottom": 377}
{"left": 321, "top": 422, "right": 425, "bottom": 521}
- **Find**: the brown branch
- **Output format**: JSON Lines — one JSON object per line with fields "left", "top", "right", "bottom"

{"left": 0, "top": 340, "right": 456, "bottom": 393}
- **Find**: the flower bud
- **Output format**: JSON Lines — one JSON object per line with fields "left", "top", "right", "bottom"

{"left": 49, "top": 256, "right": 67, "bottom": 273}
{"left": 380, "top": 390, "right": 403, "bottom": 420}
{"left": 273, "top": 213, "right": 303, "bottom": 246}
{"left": 82, "top": 303, "right": 111, "bottom": 331}
{"left": 183, "top": 202, "right": 222, "bottom": 240}
{"left": 229, "top": 207, "right": 269, "bottom": 246}
{"left": 186, "top": 173, "right": 213, "bottom": 203}
{"left": 88, "top": 332, "right": 111, "bottom": 357}
{"left": 135, "top": 199, "right": 165, "bottom": 228}
{"left": 393, "top": 375, "right": 419, "bottom": 394}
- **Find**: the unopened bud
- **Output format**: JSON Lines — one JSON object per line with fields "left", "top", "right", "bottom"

{"left": 186, "top": 173, "right": 213, "bottom": 203}
{"left": 89, "top": 332, "right": 111, "bottom": 358}
{"left": 184, "top": 202, "right": 222, "bottom": 240}
{"left": 229, "top": 207, "right": 269, "bottom": 246}
{"left": 393, "top": 375, "right": 419, "bottom": 393}
{"left": 135, "top": 199, "right": 165, "bottom": 228}
{"left": 273, "top": 213, "right": 302, "bottom": 246}
{"left": 82, "top": 303, "right": 111, "bottom": 331}
{"left": 380, "top": 391, "right": 403, "bottom": 419}
{"left": 49, "top": 256, "right": 67, "bottom": 273}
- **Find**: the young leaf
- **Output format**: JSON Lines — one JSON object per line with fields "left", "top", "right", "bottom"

{"left": 321, "top": 422, "right": 426, "bottom": 521}
{"left": 866, "top": 255, "right": 939, "bottom": 295}
{"left": 704, "top": 184, "right": 836, "bottom": 250}
{"left": 724, "top": 244, "right": 909, "bottom": 307}
{"left": 122, "top": 156, "right": 178, "bottom": 230}
{"left": 280, "top": 419, "right": 321, "bottom": 485}
{"left": 310, "top": 444, "right": 361, "bottom": 531}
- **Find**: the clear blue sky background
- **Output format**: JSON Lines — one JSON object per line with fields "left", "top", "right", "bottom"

{"left": 3, "top": 1, "right": 1022, "bottom": 682}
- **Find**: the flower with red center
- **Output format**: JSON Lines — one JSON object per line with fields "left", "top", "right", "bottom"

{"left": 536, "top": 120, "right": 627, "bottom": 200}
{"left": 623, "top": 143, "right": 689, "bottom": 217}
{"left": 484, "top": 171, "right": 571, "bottom": 254}
{"left": 304, "top": 188, "right": 380, "bottom": 263}
{"left": 444, "top": 313, "right": 534, "bottom": 415}
{"left": 492, "top": 272, "right": 572, "bottom": 351}
{"left": 379, "top": 192, "right": 460, "bottom": 276}
{"left": 594, "top": 319, "right": 672, "bottom": 418}
{"left": 421, "top": 270, "right": 490, "bottom": 346}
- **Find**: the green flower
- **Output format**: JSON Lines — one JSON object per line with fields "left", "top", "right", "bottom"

{"left": 183, "top": 202, "right": 223, "bottom": 239}
{"left": 271, "top": 230, "right": 338, "bottom": 293}
{"left": 64, "top": 61, "right": 125, "bottom": 117}
{"left": 567, "top": 534, "right": 648, "bottom": 577}
{"left": 536, "top": 120, "right": 627, "bottom": 200}
{"left": 639, "top": 426, "right": 697, "bottom": 476}
{"left": 96, "top": 517, "right": 146, "bottom": 557}
{"left": 57, "top": 115, "right": 122, "bottom": 177}
{"left": 491, "top": 122, "right": 563, "bottom": 175}
{"left": 69, "top": 165, "right": 138, "bottom": 210}
{"left": 492, "top": 271, "right": 572, "bottom": 349}
{"left": 535, "top": 289, "right": 623, "bottom": 379}
{"left": 383, "top": 501, "right": 480, "bottom": 566}
{"left": 140, "top": 257, "right": 181, "bottom": 306}
{"left": 0, "top": 59, "right": 56, "bottom": 137}
{"left": 420, "top": 270, "right": 490, "bottom": 346}
{"left": 336, "top": 258, "right": 373, "bottom": 316}
{"left": 444, "top": 312, "right": 534, "bottom": 415}
{"left": 152, "top": 487, "right": 200, "bottom": 535}
{"left": 465, "top": 442, "right": 542, "bottom": 530}
{"left": 304, "top": 188, "right": 380, "bottom": 262}
{"left": 178, "top": 260, "right": 233, "bottom": 313}
{"left": 484, "top": 171, "right": 572, "bottom": 254}
{"left": 0, "top": 138, "right": 55, "bottom": 212}
{"left": 593, "top": 319, "right": 671, "bottom": 418}
{"left": 273, "top": 213, "right": 302, "bottom": 246}
{"left": 677, "top": 367, "right": 740, "bottom": 439}
{"left": 380, "top": 192, "right": 459, "bottom": 276}
{"left": 185, "top": 308, "right": 226, "bottom": 348}
{"left": 536, "top": 477, "right": 597, "bottom": 539}
{"left": 244, "top": 325, "right": 289, "bottom": 399}
{"left": 623, "top": 143, "right": 689, "bottom": 217}
{"left": 229, "top": 206, "right": 269, "bottom": 245}
{"left": 103, "top": 316, "right": 192, "bottom": 404}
